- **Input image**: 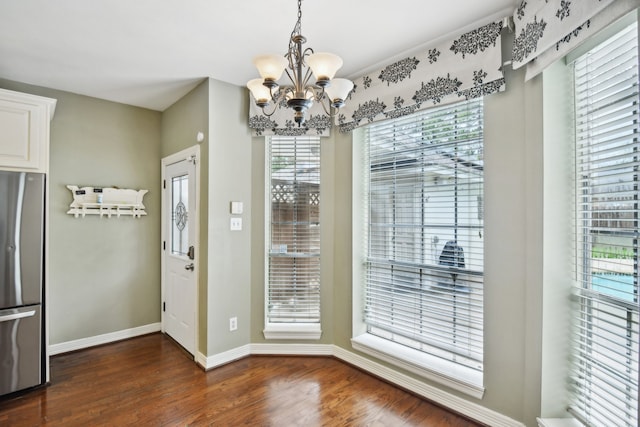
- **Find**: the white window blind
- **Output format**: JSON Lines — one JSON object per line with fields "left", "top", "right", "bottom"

{"left": 364, "top": 98, "right": 484, "bottom": 371}
{"left": 267, "top": 136, "right": 320, "bottom": 324}
{"left": 571, "top": 21, "right": 640, "bottom": 427}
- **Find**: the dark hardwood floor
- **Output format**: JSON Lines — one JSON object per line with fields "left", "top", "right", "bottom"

{"left": 0, "top": 333, "right": 482, "bottom": 426}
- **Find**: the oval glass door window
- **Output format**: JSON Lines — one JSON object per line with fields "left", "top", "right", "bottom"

{"left": 171, "top": 174, "right": 188, "bottom": 256}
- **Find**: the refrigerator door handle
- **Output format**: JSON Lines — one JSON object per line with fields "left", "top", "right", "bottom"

{"left": 0, "top": 309, "right": 37, "bottom": 323}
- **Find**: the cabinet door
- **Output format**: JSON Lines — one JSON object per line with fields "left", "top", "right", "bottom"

{"left": 0, "top": 89, "right": 55, "bottom": 173}
{"left": 0, "top": 98, "right": 43, "bottom": 171}
{"left": 0, "top": 99, "right": 41, "bottom": 169}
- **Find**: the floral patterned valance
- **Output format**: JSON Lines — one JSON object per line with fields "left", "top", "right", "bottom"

{"left": 249, "top": 100, "right": 331, "bottom": 137}
{"left": 336, "top": 19, "right": 506, "bottom": 133}
{"left": 512, "top": 0, "right": 639, "bottom": 80}
{"left": 248, "top": 19, "right": 506, "bottom": 137}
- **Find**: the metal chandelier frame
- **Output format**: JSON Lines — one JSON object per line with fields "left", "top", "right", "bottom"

{"left": 247, "top": 0, "right": 353, "bottom": 126}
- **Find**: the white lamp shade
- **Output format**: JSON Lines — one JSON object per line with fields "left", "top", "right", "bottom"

{"left": 247, "top": 79, "right": 272, "bottom": 103}
{"left": 253, "top": 55, "right": 288, "bottom": 81}
{"left": 325, "top": 78, "right": 354, "bottom": 102}
{"left": 308, "top": 52, "right": 343, "bottom": 81}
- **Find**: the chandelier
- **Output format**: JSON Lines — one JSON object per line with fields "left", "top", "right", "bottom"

{"left": 246, "top": 0, "right": 354, "bottom": 126}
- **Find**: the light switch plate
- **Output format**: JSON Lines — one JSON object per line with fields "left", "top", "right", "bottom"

{"left": 230, "top": 217, "right": 242, "bottom": 231}
{"left": 230, "top": 201, "right": 243, "bottom": 215}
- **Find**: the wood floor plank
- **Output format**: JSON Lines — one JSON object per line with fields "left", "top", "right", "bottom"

{"left": 0, "top": 333, "right": 483, "bottom": 426}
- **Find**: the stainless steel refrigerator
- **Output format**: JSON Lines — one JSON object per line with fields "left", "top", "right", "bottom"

{"left": 0, "top": 170, "right": 45, "bottom": 396}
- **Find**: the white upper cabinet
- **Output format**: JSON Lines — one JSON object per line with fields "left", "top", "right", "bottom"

{"left": 0, "top": 88, "right": 56, "bottom": 173}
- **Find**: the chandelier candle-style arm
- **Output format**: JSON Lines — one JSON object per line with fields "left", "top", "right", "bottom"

{"left": 246, "top": 0, "right": 353, "bottom": 126}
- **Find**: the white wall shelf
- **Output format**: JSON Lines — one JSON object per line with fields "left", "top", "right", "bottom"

{"left": 66, "top": 185, "right": 148, "bottom": 218}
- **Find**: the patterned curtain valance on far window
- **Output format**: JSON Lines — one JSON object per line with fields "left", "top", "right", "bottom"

{"left": 336, "top": 19, "right": 506, "bottom": 133}
{"left": 249, "top": 99, "right": 331, "bottom": 137}
{"left": 512, "top": 0, "right": 640, "bottom": 81}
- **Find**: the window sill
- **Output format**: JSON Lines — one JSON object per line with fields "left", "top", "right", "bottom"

{"left": 351, "top": 334, "right": 484, "bottom": 399}
{"left": 263, "top": 323, "right": 322, "bottom": 340}
{"left": 536, "top": 418, "right": 583, "bottom": 427}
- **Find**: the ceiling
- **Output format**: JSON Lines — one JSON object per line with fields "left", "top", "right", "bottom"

{"left": 0, "top": 0, "right": 520, "bottom": 111}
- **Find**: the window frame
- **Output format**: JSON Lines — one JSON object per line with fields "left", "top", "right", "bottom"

{"left": 351, "top": 99, "right": 486, "bottom": 398}
{"left": 567, "top": 18, "right": 640, "bottom": 427}
{"left": 263, "top": 135, "right": 322, "bottom": 340}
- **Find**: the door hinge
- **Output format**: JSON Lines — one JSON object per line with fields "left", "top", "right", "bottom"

{"left": 163, "top": 241, "right": 166, "bottom": 251}
{"left": 163, "top": 302, "right": 166, "bottom": 312}
{"left": 163, "top": 179, "right": 166, "bottom": 189}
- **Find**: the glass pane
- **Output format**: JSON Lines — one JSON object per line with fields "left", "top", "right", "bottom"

{"left": 171, "top": 174, "right": 189, "bottom": 256}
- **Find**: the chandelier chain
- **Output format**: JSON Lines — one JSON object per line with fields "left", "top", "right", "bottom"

{"left": 291, "top": 0, "right": 303, "bottom": 40}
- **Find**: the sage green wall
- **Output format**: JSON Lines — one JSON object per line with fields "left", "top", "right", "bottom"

{"left": 206, "top": 79, "right": 252, "bottom": 355}
{"left": 540, "top": 61, "right": 574, "bottom": 419}
{"left": 250, "top": 138, "right": 265, "bottom": 342}
{"left": 483, "top": 63, "right": 543, "bottom": 426}
{"left": 160, "top": 79, "right": 210, "bottom": 353}
{"left": 0, "top": 78, "right": 162, "bottom": 345}
{"left": 331, "top": 129, "right": 353, "bottom": 346}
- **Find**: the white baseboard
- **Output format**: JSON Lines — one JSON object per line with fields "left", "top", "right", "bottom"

{"left": 197, "top": 344, "right": 251, "bottom": 370}
{"left": 48, "top": 323, "right": 161, "bottom": 356}
{"left": 196, "top": 343, "right": 332, "bottom": 370}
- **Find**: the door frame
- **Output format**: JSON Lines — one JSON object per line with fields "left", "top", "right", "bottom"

{"left": 161, "top": 145, "right": 200, "bottom": 356}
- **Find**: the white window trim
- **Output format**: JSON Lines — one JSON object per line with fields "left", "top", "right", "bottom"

{"left": 263, "top": 323, "right": 322, "bottom": 340}
{"left": 263, "top": 136, "right": 322, "bottom": 341}
{"left": 351, "top": 334, "right": 484, "bottom": 399}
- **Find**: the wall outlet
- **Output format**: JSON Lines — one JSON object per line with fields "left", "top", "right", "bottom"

{"left": 229, "top": 316, "right": 238, "bottom": 331}
{"left": 230, "top": 217, "right": 242, "bottom": 231}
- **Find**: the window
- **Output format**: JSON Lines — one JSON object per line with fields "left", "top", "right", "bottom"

{"left": 570, "top": 21, "right": 639, "bottom": 427}
{"left": 264, "top": 136, "right": 321, "bottom": 339}
{"left": 356, "top": 98, "right": 484, "bottom": 393}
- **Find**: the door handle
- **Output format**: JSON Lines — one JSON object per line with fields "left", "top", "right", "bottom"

{"left": 0, "top": 309, "right": 36, "bottom": 323}
{"left": 185, "top": 263, "right": 195, "bottom": 271}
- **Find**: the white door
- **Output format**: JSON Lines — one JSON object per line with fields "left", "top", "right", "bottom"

{"left": 163, "top": 155, "right": 197, "bottom": 356}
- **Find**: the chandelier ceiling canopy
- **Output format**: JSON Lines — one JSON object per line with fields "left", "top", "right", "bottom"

{"left": 246, "top": 0, "right": 354, "bottom": 126}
